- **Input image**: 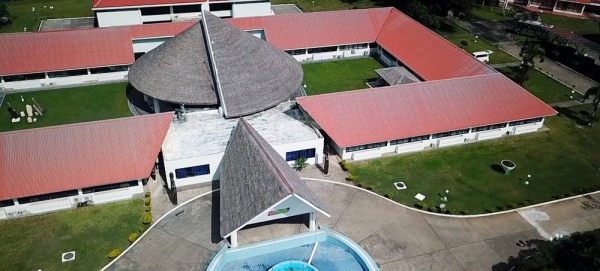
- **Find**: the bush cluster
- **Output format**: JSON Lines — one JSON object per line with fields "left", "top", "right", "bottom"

{"left": 144, "top": 197, "right": 151, "bottom": 206}
{"left": 347, "top": 173, "right": 358, "bottom": 183}
{"left": 340, "top": 160, "right": 350, "bottom": 171}
{"left": 108, "top": 249, "right": 121, "bottom": 259}
{"left": 145, "top": 206, "right": 151, "bottom": 212}
{"left": 145, "top": 192, "right": 151, "bottom": 198}
{"left": 128, "top": 232, "right": 139, "bottom": 242}
{"left": 143, "top": 212, "right": 152, "bottom": 225}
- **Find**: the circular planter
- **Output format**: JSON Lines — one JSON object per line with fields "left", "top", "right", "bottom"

{"left": 501, "top": 160, "right": 516, "bottom": 175}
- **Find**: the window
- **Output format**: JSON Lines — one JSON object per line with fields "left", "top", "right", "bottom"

{"left": 48, "top": 69, "right": 88, "bottom": 78}
{"left": 307, "top": 46, "right": 338, "bottom": 54}
{"left": 472, "top": 123, "right": 507, "bottom": 132}
{"left": 82, "top": 180, "right": 139, "bottom": 194}
{"left": 285, "top": 148, "right": 316, "bottom": 161}
{"left": 369, "top": 43, "right": 377, "bottom": 49}
{"left": 509, "top": 118, "right": 543, "bottom": 127}
{"left": 173, "top": 4, "right": 202, "bottom": 13}
{"left": 175, "top": 165, "right": 210, "bottom": 179}
{"left": 346, "top": 141, "right": 387, "bottom": 152}
{"left": 339, "top": 43, "right": 368, "bottom": 51}
{"left": 380, "top": 47, "right": 396, "bottom": 61}
{"left": 210, "top": 2, "right": 232, "bottom": 11}
{"left": 390, "top": 135, "right": 430, "bottom": 145}
{"left": 141, "top": 6, "right": 170, "bottom": 16}
{"left": 286, "top": 49, "right": 306, "bottom": 55}
{"left": 0, "top": 199, "right": 14, "bottom": 208}
{"left": 3, "top": 73, "right": 46, "bottom": 82}
{"left": 18, "top": 190, "right": 79, "bottom": 204}
{"left": 432, "top": 129, "right": 470, "bottom": 139}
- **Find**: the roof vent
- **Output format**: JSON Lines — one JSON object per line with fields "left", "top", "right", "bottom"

{"left": 61, "top": 251, "right": 76, "bottom": 262}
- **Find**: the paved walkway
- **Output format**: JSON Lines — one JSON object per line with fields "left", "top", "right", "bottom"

{"left": 105, "top": 179, "right": 600, "bottom": 271}
{"left": 38, "top": 17, "right": 94, "bottom": 31}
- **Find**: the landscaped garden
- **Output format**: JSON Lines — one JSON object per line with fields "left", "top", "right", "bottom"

{"left": 271, "top": 0, "right": 381, "bottom": 12}
{"left": 302, "top": 57, "right": 383, "bottom": 95}
{"left": 444, "top": 34, "right": 519, "bottom": 64}
{"left": 0, "top": 83, "right": 132, "bottom": 132}
{"left": 0, "top": 0, "right": 93, "bottom": 33}
{"left": 498, "top": 66, "right": 583, "bottom": 104}
{"left": 538, "top": 14, "right": 599, "bottom": 35}
{"left": 0, "top": 199, "right": 145, "bottom": 271}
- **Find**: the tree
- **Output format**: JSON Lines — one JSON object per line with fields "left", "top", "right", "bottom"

{"left": 460, "top": 40, "right": 468, "bottom": 49}
{"left": 405, "top": 0, "right": 441, "bottom": 29}
{"left": 517, "top": 41, "right": 545, "bottom": 85}
{"left": 294, "top": 157, "right": 308, "bottom": 171}
{"left": 583, "top": 86, "right": 600, "bottom": 127}
{"left": 0, "top": 3, "right": 9, "bottom": 19}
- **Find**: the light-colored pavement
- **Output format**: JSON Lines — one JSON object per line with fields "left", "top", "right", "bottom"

{"left": 105, "top": 179, "right": 600, "bottom": 271}
{"left": 38, "top": 17, "right": 94, "bottom": 31}
{"left": 271, "top": 4, "right": 303, "bottom": 15}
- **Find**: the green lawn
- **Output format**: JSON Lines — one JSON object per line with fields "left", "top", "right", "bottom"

{"left": 472, "top": 6, "right": 509, "bottom": 21}
{"left": 302, "top": 58, "right": 383, "bottom": 95}
{"left": 271, "top": 0, "right": 380, "bottom": 12}
{"left": 539, "top": 14, "right": 600, "bottom": 35}
{"left": 0, "top": 199, "right": 144, "bottom": 271}
{"left": 349, "top": 109, "right": 600, "bottom": 214}
{"left": 498, "top": 66, "right": 583, "bottom": 104}
{"left": 0, "top": 0, "right": 93, "bottom": 33}
{"left": 445, "top": 35, "right": 519, "bottom": 64}
{"left": 0, "top": 83, "right": 132, "bottom": 132}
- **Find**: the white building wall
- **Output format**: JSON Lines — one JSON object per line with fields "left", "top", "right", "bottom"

{"left": 97, "top": 9, "right": 142, "bottom": 27}
{"left": 232, "top": 1, "right": 272, "bottom": 18}
{"left": 141, "top": 14, "right": 172, "bottom": 23}
{"left": 248, "top": 195, "right": 317, "bottom": 225}
{"left": 293, "top": 48, "right": 371, "bottom": 62}
{"left": 0, "top": 71, "right": 129, "bottom": 92}
{"left": 164, "top": 137, "right": 324, "bottom": 188}
{"left": 0, "top": 180, "right": 144, "bottom": 220}
{"left": 133, "top": 38, "right": 171, "bottom": 53}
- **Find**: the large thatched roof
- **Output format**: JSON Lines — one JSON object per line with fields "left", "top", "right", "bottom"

{"left": 202, "top": 11, "right": 303, "bottom": 118}
{"left": 128, "top": 24, "right": 218, "bottom": 106}
{"left": 128, "top": 11, "right": 303, "bottom": 117}
{"left": 375, "top": 66, "right": 421, "bottom": 86}
{"left": 219, "top": 119, "right": 326, "bottom": 238}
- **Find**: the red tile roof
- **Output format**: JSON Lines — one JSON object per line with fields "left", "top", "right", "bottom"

{"left": 0, "top": 27, "right": 134, "bottom": 76}
{"left": 297, "top": 74, "right": 557, "bottom": 148}
{"left": 227, "top": 8, "right": 392, "bottom": 50}
{"left": 376, "top": 9, "right": 496, "bottom": 80}
{"left": 129, "top": 22, "right": 195, "bottom": 39}
{"left": 93, "top": 0, "right": 207, "bottom": 9}
{"left": 0, "top": 113, "right": 173, "bottom": 201}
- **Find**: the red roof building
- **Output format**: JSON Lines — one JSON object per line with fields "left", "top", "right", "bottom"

{"left": 297, "top": 74, "right": 557, "bottom": 148}
{"left": 0, "top": 113, "right": 173, "bottom": 201}
{"left": 93, "top": 0, "right": 207, "bottom": 9}
{"left": 0, "top": 27, "right": 134, "bottom": 76}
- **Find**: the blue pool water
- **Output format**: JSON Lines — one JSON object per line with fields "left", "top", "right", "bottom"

{"left": 269, "top": 261, "right": 319, "bottom": 271}
{"left": 221, "top": 241, "right": 365, "bottom": 271}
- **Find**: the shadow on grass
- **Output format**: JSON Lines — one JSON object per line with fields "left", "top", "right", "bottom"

{"left": 554, "top": 106, "right": 591, "bottom": 126}
{"left": 491, "top": 164, "right": 505, "bottom": 174}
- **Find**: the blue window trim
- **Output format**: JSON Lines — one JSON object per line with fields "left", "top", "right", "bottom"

{"left": 285, "top": 148, "right": 316, "bottom": 162}
{"left": 175, "top": 164, "right": 210, "bottom": 179}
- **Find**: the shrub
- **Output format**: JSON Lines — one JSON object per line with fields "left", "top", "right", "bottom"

{"left": 143, "top": 212, "right": 152, "bottom": 225}
{"left": 145, "top": 192, "right": 151, "bottom": 198}
{"left": 449, "top": 209, "right": 457, "bottom": 215}
{"left": 144, "top": 197, "right": 151, "bottom": 206}
{"left": 497, "top": 206, "right": 505, "bottom": 211}
{"left": 506, "top": 203, "right": 515, "bottom": 209}
{"left": 518, "top": 201, "right": 526, "bottom": 206}
{"left": 347, "top": 173, "right": 358, "bottom": 183}
{"left": 366, "top": 185, "right": 375, "bottom": 191}
{"left": 564, "top": 192, "right": 574, "bottom": 197}
{"left": 128, "top": 232, "right": 139, "bottom": 242}
{"left": 427, "top": 207, "right": 434, "bottom": 212}
{"left": 485, "top": 209, "right": 493, "bottom": 213}
{"left": 139, "top": 226, "right": 147, "bottom": 233}
{"left": 108, "top": 249, "right": 122, "bottom": 259}
{"left": 418, "top": 201, "right": 428, "bottom": 210}
{"left": 385, "top": 192, "right": 394, "bottom": 199}
{"left": 340, "top": 160, "right": 350, "bottom": 171}
{"left": 460, "top": 210, "right": 469, "bottom": 215}
{"left": 145, "top": 206, "right": 151, "bottom": 212}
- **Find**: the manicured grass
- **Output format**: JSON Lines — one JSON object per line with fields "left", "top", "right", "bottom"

{"left": 472, "top": 6, "right": 509, "bottom": 21}
{"left": 271, "top": 0, "right": 380, "bottom": 12}
{"left": 0, "top": 199, "right": 144, "bottom": 271}
{"left": 445, "top": 35, "right": 519, "bottom": 64}
{"left": 539, "top": 14, "right": 600, "bottom": 35}
{"left": 302, "top": 58, "right": 383, "bottom": 95}
{"left": 349, "top": 110, "right": 600, "bottom": 214}
{"left": 498, "top": 66, "right": 583, "bottom": 104}
{"left": 433, "top": 18, "right": 471, "bottom": 37}
{"left": 0, "top": 0, "right": 93, "bottom": 33}
{"left": 0, "top": 83, "right": 132, "bottom": 132}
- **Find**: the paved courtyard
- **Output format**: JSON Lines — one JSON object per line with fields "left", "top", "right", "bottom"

{"left": 271, "top": 4, "right": 303, "bottom": 15}
{"left": 104, "top": 179, "right": 600, "bottom": 271}
{"left": 38, "top": 17, "right": 94, "bottom": 31}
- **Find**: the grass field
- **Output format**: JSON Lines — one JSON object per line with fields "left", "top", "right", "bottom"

{"left": 539, "top": 14, "right": 600, "bottom": 35}
{"left": 445, "top": 35, "right": 519, "bottom": 64}
{"left": 271, "top": 0, "right": 382, "bottom": 12}
{"left": 0, "top": 200, "right": 144, "bottom": 271}
{"left": 0, "top": 0, "right": 93, "bottom": 33}
{"left": 498, "top": 67, "right": 582, "bottom": 104}
{"left": 302, "top": 58, "right": 383, "bottom": 95}
{"left": 472, "top": 6, "right": 509, "bottom": 21}
{"left": 0, "top": 83, "right": 132, "bottom": 132}
{"left": 349, "top": 108, "right": 600, "bottom": 214}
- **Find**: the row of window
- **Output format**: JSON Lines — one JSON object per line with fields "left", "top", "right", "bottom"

{"left": 1, "top": 66, "right": 129, "bottom": 82}
{"left": 175, "top": 165, "right": 210, "bottom": 179}
{"left": 339, "top": 43, "right": 369, "bottom": 50}
{"left": 1, "top": 180, "right": 141, "bottom": 205}
{"left": 285, "top": 43, "right": 373, "bottom": 56}
{"left": 345, "top": 118, "right": 544, "bottom": 152}
{"left": 285, "top": 148, "right": 316, "bottom": 161}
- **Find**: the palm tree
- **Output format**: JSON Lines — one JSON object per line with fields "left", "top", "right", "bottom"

{"left": 518, "top": 41, "right": 545, "bottom": 85}
{"left": 583, "top": 86, "right": 600, "bottom": 127}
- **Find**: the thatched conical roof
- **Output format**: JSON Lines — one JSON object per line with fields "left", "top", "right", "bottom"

{"left": 202, "top": 10, "right": 303, "bottom": 118}
{"left": 128, "top": 24, "right": 218, "bottom": 106}
{"left": 219, "top": 118, "right": 327, "bottom": 238}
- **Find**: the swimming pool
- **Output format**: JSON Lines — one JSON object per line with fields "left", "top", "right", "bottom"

{"left": 268, "top": 261, "right": 319, "bottom": 271}
{"left": 206, "top": 228, "right": 379, "bottom": 271}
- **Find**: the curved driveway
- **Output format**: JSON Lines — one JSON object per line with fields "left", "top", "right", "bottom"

{"left": 104, "top": 180, "right": 600, "bottom": 271}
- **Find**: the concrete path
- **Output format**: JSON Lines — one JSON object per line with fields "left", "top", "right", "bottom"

{"left": 38, "top": 17, "right": 94, "bottom": 31}
{"left": 271, "top": 4, "right": 303, "bottom": 15}
{"left": 105, "top": 180, "right": 600, "bottom": 271}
